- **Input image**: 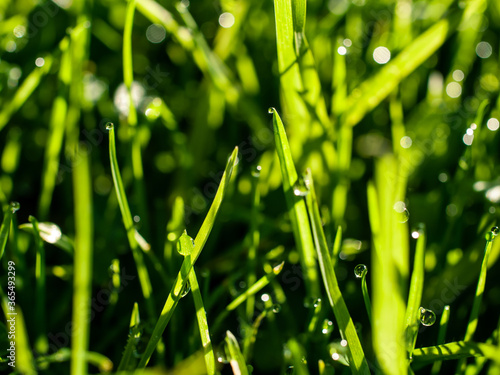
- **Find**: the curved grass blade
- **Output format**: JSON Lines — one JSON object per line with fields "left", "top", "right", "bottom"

{"left": 137, "top": 147, "right": 238, "bottom": 369}
{"left": 303, "top": 169, "right": 370, "bottom": 375}
{"left": 405, "top": 224, "right": 426, "bottom": 356}
{"left": 225, "top": 330, "right": 249, "bottom": 375}
{"left": 269, "top": 107, "right": 320, "bottom": 300}
{"left": 71, "top": 148, "right": 94, "bottom": 375}
{"left": 108, "top": 123, "right": 155, "bottom": 318}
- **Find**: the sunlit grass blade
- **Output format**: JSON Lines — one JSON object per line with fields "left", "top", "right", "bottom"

{"left": 303, "top": 169, "right": 370, "bottom": 375}
{"left": 177, "top": 232, "right": 215, "bottom": 374}
{"left": 430, "top": 305, "right": 450, "bottom": 375}
{"left": 405, "top": 224, "right": 426, "bottom": 356}
{"left": 457, "top": 228, "right": 498, "bottom": 372}
{"left": 29, "top": 215, "right": 48, "bottom": 355}
{"left": 71, "top": 147, "right": 94, "bottom": 375}
{"left": 38, "top": 37, "right": 70, "bottom": 220}
{"left": 464, "top": 229, "right": 497, "bottom": 341}
{"left": 0, "top": 55, "right": 53, "bottom": 133}
{"left": 188, "top": 268, "right": 215, "bottom": 375}
{"left": 412, "top": 341, "right": 500, "bottom": 366}
{"left": 269, "top": 107, "right": 320, "bottom": 300}
{"left": 225, "top": 330, "right": 249, "bottom": 375}
{"left": 367, "top": 155, "right": 408, "bottom": 375}
{"left": 164, "top": 196, "right": 185, "bottom": 275}
{"left": 137, "top": 147, "right": 238, "bottom": 369}
{"left": 343, "top": 17, "right": 456, "bottom": 127}
{"left": 108, "top": 123, "right": 155, "bottom": 318}
{"left": 118, "top": 303, "right": 141, "bottom": 371}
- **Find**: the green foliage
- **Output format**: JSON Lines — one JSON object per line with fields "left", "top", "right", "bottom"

{"left": 1, "top": 0, "right": 500, "bottom": 374}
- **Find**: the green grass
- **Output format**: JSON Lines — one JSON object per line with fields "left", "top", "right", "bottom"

{"left": 1, "top": 0, "right": 500, "bottom": 374}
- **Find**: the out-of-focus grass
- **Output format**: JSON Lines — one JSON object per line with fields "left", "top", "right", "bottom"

{"left": 1, "top": 0, "right": 500, "bottom": 374}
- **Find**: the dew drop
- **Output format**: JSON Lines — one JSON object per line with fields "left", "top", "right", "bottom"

{"left": 340, "top": 339, "right": 347, "bottom": 347}
{"left": 216, "top": 348, "right": 228, "bottom": 364}
{"left": 321, "top": 319, "right": 334, "bottom": 335}
{"left": 261, "top": 293, "right": 270, "bottom": 302}
{"left": 393, "top": 201, "right": 410, "bottom": 223}
{"left": 105, "top": 122, "right": 114, "bottom": 130}
{"left": 293, "top": 181, "right": 309, "bottom": 197}
{"left": 252, "top": 165, "right": 262, "bottom": 178}
{"left": 10, "top": 201, "right": 20, "bottom": 213}
{"left": 491, "top": 226, "right": 499, "bottom": 236}
{"left": 354, "top": 264, "right": 367, "bottom": 279}
{"left": 313, "top": 298, "right": 321, "bottom": 308}
{"left": 272, "top": 304, "right": 281, "bottom": 313}
{"left": 180, "top": 280, "right": 191, "bottom": 298}
{"left": 268, "top": 107, "right": 274, "bottom": 114}
{"left": 419, "top": 307, "right": 436, "bottom": 326}
{"left": 177, "top": 231, "right": 194, "bottom": 256}
{"left": 486, "top": 231, "right": 494, "bottom": 241}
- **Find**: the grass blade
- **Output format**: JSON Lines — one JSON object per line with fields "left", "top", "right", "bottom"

{"left": 38, "top": 37, "right": 70, "bottom": 220}
{"left": 71, "top": 147, "right": 94, "bottom": 375}
{"left": 269, "top": 107, "right": 320, "bottom": 300}
{"left": 303, "top": 169, "right": 370, "bottom": 375}
{"left": 0, "top": 55, "right": 53, "bottom": 133}
{"left": 412, "top": 341, "right": 500, "bottom": 366}
{"left": 430, "top": 305, "right": 451, "bottom": 375}
{"left": 29, "top": 215, "right": 48, "bottom": 355}
{"left": 137, "top": 147, "right": 238, "bottom": 368}
{"left": 0, "top": 204, "right": 14, "bottom": 260}
{"left": 188, "top": 268, "right": 215, "bottom": 375}
{"left": 405, "top": 224, "right": 426, "bottom": 356}
{"left": 287, "top": 338, "right": 310, "bottom": 375}
{"left": 225, "top": 330, "right": 249, "bottom": 375}
{"left": 108, "top": 123, "right": 155, "bottom": 318}
{"left": 117, "top": 303, "right": 141, "bottom": 371}
{"left": 464, "top": 229, "right": 497, "bottom": 341}
{"left": 343, "top": 17, "right": 455, "bottom": 127}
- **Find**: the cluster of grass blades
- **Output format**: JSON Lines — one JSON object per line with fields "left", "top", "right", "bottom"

{"left": 1, "top": 0, "right": 500, "bottom": 374}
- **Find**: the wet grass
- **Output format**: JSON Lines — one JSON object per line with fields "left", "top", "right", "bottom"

{"left": 1, "top": 0, "right": 500, "bottom": 374}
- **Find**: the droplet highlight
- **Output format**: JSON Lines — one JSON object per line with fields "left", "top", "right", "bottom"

{"left": 252, "top": 165, "right": 262, "bottom": 178}
{"left": 180, "top": 280, "right": 191, "bottom": 298}
{"left": 321, "top": 319, "right": 334, "bottom": 335}
{"left": 106, "top": 122, "right": 114, "bottom": 130}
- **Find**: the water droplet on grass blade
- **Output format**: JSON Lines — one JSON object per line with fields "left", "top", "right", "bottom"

{"left": 491, "top": 226, "right": 499, "bottom": 235}
{"left": 419, "top": 307, "right": 436, "bottom": 326}
{"left": 10, "top": 201, "right": 20, "bottom": 213}
{"left": 354, "top": 264, "right": 367, "bottom": 278}
{"left": 272, "top": 304, "right": 281, "bottom": 313}
{"left": 106, "top": 122, "right": 114, "bottom": 130}
{"left": 268, "top": 107, "right": 274, "bottom": 114}
{"left": 313, "top": 298, "right": 321, "bottom": 308}
{"left": 177, "top": 230, "right": 194, "bottom": 256}
{"left": 180, "top": 280, "right": 191, "bottom": 298}
{"left": 393, "top": 201, "right": 410, "bottom": 223}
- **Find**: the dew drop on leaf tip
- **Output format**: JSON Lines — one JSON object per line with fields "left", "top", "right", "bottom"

{"left": 105, "top": 122, "right": 114, "bottom": 130}
{"left": 354, "top": 264, "right": 367, "bottom": 278}
{"left": 10, "top": 201, "right": 20, "bottom": 213}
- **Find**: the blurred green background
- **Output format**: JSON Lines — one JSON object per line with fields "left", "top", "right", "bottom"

{"left": 1, "top": 0, "right": 500, "bottom": 373}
